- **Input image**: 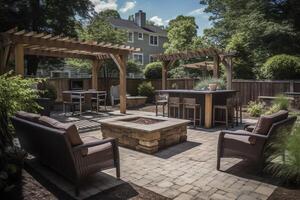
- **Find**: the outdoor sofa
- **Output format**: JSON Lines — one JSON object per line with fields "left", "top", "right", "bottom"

{"left": 217, "top": 110, "right": 297, "bottom": 171}
{"left": 11, "top": 111, "right": 120, "bottom": 196}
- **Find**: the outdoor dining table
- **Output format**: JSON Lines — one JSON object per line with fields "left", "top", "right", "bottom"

{"left": 62, "top": 90, "right": 106, "bottom": 115}
{"left": 156, "top": 89, "right": 237, "bottom": 128}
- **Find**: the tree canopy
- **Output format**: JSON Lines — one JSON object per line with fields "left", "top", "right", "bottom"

{"left": 200, "top": 0, "right": 300, "bottom": 79}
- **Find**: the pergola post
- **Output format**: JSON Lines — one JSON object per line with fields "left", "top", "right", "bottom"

{"left": 15, "top": 44, "right": 24, "bottom": 76}
{"left": 213, "top": 56, "right": 220, "bottom": 78}
{"left": 226, "top": 57, "right": 233, "bottom": 90}
{"left": 111, "top": 54, "right": 127, "bottom": 114}
{"left": 162, "top": 60, "right": 175, "bottom": 90}
{"left": 92, "top": 60, "right": 101, "bottom": 90}
{"left": 162, "top": 61, "right": 168, "bottom": 90}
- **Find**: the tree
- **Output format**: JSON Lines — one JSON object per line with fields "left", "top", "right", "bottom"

{"left": 0, "top": 0, "right": 93, "bottom": 75}
{"left": 163, "top": 15, "right": 198, "bottom": 53}
{"left": 200, "top": 0, "right": 300, "bottom": 79}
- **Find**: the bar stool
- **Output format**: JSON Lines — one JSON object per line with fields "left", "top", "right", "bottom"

{"left": 155, "top": 94, "right": 168, "bottom": 117}
{"left": 233, "top": 95, "right": 243, "bottom": 125}
{"left": 213, "top": 98, "right": 235, "bottom": 129}
{"left": 182, "top": 98, "right": 201, "bottom": 127}
{"left": 168, "top": 97, "right": 180, "bottom": 118}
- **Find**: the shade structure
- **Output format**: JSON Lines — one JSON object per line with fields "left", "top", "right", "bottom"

{"left": 152, "top": 48, "right": 236, "bottom": 90}
{"left": 0, "top": 28, "right": 141, "bottom": 114}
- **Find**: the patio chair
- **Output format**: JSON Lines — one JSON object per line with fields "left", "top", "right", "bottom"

{"left": 88, "top": 89, "right": 107, "bottom": 111}
{"left": 110, "top": 85, "right": 120, "bottom": 106}
{"left": 11, "top": 113, "right": 120, "bottom": 196}
{"left": 168, "top": 97, "right": 181, "bottom": 118}
{"left": 155, "top": 93, "right": 168, "bottom": 117}
{"left": 62, "top": 92, "right": 80, "bottom": 115}
{"left": 182, "top": 98, "right": 201, "bottom": 127}
{"left": 217, "top": 110, "right": 296, "bottom": 171}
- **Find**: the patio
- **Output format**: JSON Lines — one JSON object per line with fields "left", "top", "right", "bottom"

{"left": 12, "top": 108, "right": 279, "bottom": 200}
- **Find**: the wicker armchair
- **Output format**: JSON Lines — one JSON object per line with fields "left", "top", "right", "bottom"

{"left": 217, "top": 111, "right": 296, "bottom": 171}
{"left": 11, "top": 115, "right": 120, "bottom": 196}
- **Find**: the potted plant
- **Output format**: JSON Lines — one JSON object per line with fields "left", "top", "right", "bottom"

{"left": 0, "top": 72, "right": 39, "bottom": 193}
{"left": 37, "top": 81, "right": 57, "bottom": 116}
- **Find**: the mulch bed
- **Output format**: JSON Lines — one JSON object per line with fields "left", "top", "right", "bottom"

{"left": 268, "top": 186, "right": 300, "bottom": 200}
{"left": 2, "top": 170, "right": 170, "bottom": 200}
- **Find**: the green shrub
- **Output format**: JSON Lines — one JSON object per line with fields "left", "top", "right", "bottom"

{"left": 127, "top": 60, "right": 143, "bottom": 75}
{"left": 261, "top": 54, "right": 300, "bottom": 80}
{"left": 194, "top": 77, "right": 226, "bottom": 90}
{"left": 144, "top": 62, "right": 162, "bottom": 79}
{"left": 265, "top": 95, "right": 290, "bottom": 115}
{"left": 138, "top": 82, "right": 155, "bottom": 102}
{"left": 264, "top": 124, "right": 300, "bottom": 185}
{"left": 0, "top": 72, "right": 40, "bottom": 192}
{"left": 247, "top": 101, "right": 264, "bottom": 117}
{"left": 38, "top": 81, "right": 57, "bottom": 101}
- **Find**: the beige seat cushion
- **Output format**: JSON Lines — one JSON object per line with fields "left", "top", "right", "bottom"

{"left": 81, "top": 136, "right": 112, "bottom": 156}
{"left": 16, "top": 111, "right": 40, "bottom": 123}
{"left": 38, "top": 116, "right": 83, "bottom": 146}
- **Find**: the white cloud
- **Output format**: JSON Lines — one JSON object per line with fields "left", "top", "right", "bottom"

{"left": 188, "top": 8, "right": 204, "bottom": 16}
{"left": 91, "top": 0, "right": 118, "bottom": 13}
{"left": 149, "top": 16, "right": 164, "bottom": 26}
{"left": 119, "top": 1, "right": 136, "bottom": 13}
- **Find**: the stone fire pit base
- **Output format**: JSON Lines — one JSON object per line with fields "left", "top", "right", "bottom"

{"left": 100, "top": 115, "right": 189, "bottom": 154}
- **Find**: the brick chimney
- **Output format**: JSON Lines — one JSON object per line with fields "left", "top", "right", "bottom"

{"left": 135, "top": 10, "right": 146, "bottom": 27}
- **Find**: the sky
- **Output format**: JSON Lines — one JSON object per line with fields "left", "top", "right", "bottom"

{"left": 90, "top": 0, "right": 212, "bottom": 35}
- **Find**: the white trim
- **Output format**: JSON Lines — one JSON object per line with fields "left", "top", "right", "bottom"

{"left": 149, "top": 35, "right": 159, "bottom": 46}
{"left": 133, "top": 53, "right": 144, "bottom": 65}
{"left": 138, "top": 32, "right": 143, "bottom": 40}
{"left": 127, "top": 31, "right": 134, "bottom": 43}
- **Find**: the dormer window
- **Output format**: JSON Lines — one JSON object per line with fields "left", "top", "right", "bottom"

{"left": 138, "top": 33, "right": 143, "bottom": 40}
{"left": 149, "top": 35, "right": 158, "bottom": 46}
{"left": 128, "top": 32, "right": 134, "bottom": 43}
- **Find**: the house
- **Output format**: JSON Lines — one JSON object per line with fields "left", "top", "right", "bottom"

{"left": 109, "top": 10, "right": 167, "bottom": 66}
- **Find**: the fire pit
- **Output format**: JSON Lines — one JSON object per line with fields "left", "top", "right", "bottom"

{"left": 100, "top": 115, "right": 189, "bottom": 154}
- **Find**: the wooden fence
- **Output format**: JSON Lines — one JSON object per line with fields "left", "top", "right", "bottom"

{"left": 48, "top": 78, "right": 300, "bottom": 105}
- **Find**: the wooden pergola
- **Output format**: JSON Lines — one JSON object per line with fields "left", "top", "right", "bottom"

{"left": 0, "top": 28, "right": 141, "bottom": 114}
{"left": 153, "top": 48, "right": 235, "bottom": 90}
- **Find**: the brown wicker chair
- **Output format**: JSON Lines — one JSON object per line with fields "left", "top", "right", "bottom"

{"left": 11, "top": 115, "right": 120, "bottom": 196}
{"left": 217, "top": 111, "right": 296, "bottom": 171}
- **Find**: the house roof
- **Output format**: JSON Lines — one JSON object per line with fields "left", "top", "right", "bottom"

{"left": 109, "top": 18, "right": 167, "bottom": 37}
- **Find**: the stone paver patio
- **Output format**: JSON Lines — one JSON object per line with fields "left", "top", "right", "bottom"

{"left": 51, "top": 110, "right": 276, "bottom": 200}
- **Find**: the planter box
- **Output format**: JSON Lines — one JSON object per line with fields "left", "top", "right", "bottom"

{"left": 126, "top": 96, "right": 147, "bottom": 108}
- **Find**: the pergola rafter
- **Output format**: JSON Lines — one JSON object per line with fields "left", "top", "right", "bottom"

{"left": 153, "top": 48, "right": 236, "bottom": 90}
{"left": 0, "top": 28, "right": 141, "bottom": 114}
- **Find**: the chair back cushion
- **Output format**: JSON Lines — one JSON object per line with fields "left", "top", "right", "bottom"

{"left": 16, "top": 111, "right": 40, "bottom": 123}
{"left": 39, "top": 116, "right": 83, "bottom": 146}
{"left": 11, "top": 116, "right": 78, "bottom": 183}
{"left": 253, "top": 110, "right": 288, "bottom": 135}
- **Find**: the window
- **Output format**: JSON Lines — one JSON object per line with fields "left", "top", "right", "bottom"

{"left": 149, "top": 55, "right": 155, "bottom": 63}
{"left": 128, "top": 32, "right": 134, "bottom": 43}
{"left": 149, "top": 35, "right": 158, "bottom": 46}
{"left": 138, "top": 32, "right": 143, "bottom": 40}
{"left": 133, "top": 53, "right": 143, "bottom": 65}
